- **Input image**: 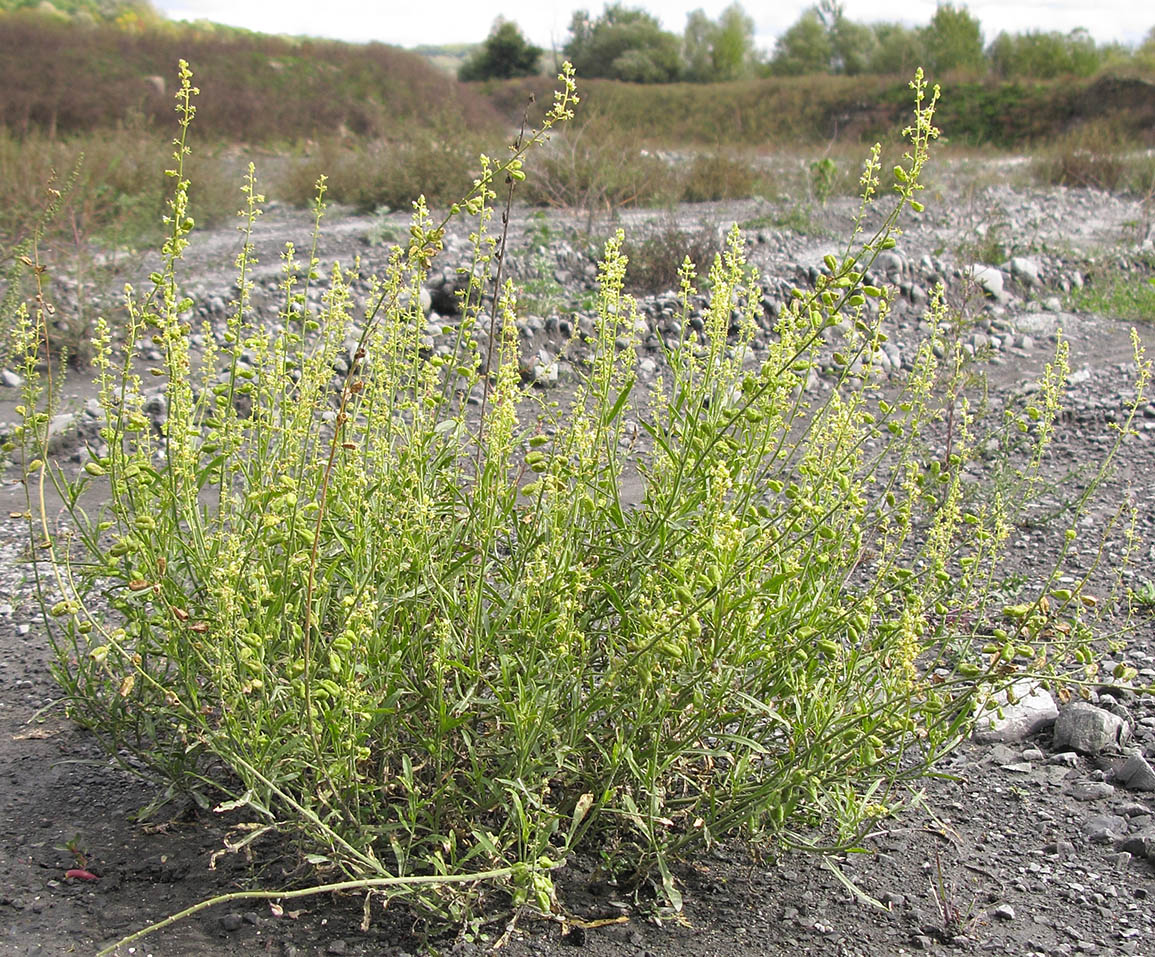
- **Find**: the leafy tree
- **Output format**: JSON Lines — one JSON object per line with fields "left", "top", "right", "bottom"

{"left": 565, "top": 4, "right": 682, "bottom": 83}
{"left": 1135, "top": 25, "right": 1155, "bottom": 71}
{"left": 987, "top": 28, "right": 1103, "bottom": 78}
{"left": 869, "top": 22, "right": 926, "bottom": 75}
{"left": 459, "top": 19, "right": 542, "bottom": 81}
{"left": 770, "top": 7, "right": 832, "bottom": 75}
{"left": 683, "top": 9, "right": 715, "bottom": 81}
{"left": 683, "top": 3, "right": 757, "bottom": 81}
{"left": 771, "top": 1, "right": 882, "bottom": 76}
{"left": 820, "top": 0, "right": 878, "bottom": 75}
{"left": 921, "top": 3, "right": 984, "bottom": 74}
{"left": 712, "top": 3, "right": 758, "bottom": 80}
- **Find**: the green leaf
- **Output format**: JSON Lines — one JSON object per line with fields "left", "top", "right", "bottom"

{"left": 602, "top": 375, "right": 635, "bottom": 427}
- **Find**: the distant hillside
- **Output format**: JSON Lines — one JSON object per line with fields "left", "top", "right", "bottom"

{"left": 0, "top": 9, "right": 503, "bottom": 142}
{"left": 412, "top": 43, "right": 477, "bottom": 77}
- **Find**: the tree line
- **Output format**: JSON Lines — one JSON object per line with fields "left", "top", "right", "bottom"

{"left": 460, "top": 1, "right": 1155, "bottom": 82}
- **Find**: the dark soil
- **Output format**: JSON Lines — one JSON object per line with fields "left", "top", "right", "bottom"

{"left": 4, "top": 175, "right": 1155, "bottom": 957}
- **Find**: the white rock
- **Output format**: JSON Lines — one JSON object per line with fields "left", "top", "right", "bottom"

{"left": 1009, "top": 257, "right": 1041, "bottom": 287}
{"left": 967, "top": 264, "right": 1007, "bottom": 302}
{"left": 973, "top": 680, "right": 1059, "bottom": 744}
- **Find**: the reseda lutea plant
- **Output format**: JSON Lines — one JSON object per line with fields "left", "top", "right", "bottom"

{"left": 14, "top": 64, "right": 1141, "bottom": 941}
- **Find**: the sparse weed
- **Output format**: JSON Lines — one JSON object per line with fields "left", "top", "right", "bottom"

{"left": 363, "top": 208, "right": 404, "bottom": 248}
{"left": 1067, "top": 251, "right": 1155, "bottom": 321}
{"left": 13, "top": 65, "right": 1148, "bottom": 953}
{"left": 741, "top": 203, "right": 828, "bottom": 237}
{"left": 1131, "top": 577, "right": 1155, "bottom": 609}
{"left": 958, "top": 221, "right": 1011, "bottom": 266}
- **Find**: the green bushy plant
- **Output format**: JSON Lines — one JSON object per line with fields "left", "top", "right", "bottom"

{"left": 809, "top": 155, "right": 838, "bottom": 205}
{"left": 13, "top": 64, "right": 1149, "bottom": 951}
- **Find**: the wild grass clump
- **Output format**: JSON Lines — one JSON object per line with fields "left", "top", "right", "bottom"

{"left": 677, "top": 152, "right": 773, "bottom": 203}
{"left": 13, "top": 64, "right": 1147, "bottom": 947}
{"left": 620, "top": 220, "right": 721, "bottom": 294}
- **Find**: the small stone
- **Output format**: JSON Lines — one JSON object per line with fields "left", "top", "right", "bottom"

{"left": 1053, "top": 702, "right": 1130, "bottom": 755}
{"left": 1044, "top": 839, "right": 1076, "bottom": 858}
{"left": 987, "top": 743, "right": 1020, "bottom": 765}
{"left": 1068, "top": 781, "right": 1115, "bottom": 801}
{"left": 327, "top": 941, "right": 348, "bottom": 955}
{"left": 0, "top": 368, "right": 24, "bottom": 388}
{"left": 221, "top": 912, "right": 244, "bottom": 932}
{"left": 992, "top": 903, "right": 1016, "bottom": 921}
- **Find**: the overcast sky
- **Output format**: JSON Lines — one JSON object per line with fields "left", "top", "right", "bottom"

{"left": 153, "top": 1, "right": 1151, "bottom": 51}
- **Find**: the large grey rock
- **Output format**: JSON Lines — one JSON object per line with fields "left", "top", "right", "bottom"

{"left": 1084, "top": 813, "right": 1128, "bottom": 844}
{"left": 973, "top": 680, "right": 1058, "bottom": 744}
{"left": 1118, "top": 828, "right": 1155, "bottom": 861}
{"left": 1053, "top": 702, "right": 1130, "bottom": 755}
{"left": 1116, "top": 752, "right": 1155, "bottom": 791}
{"left": 1069, "top": 780, "right": 1115, "bottom": 801}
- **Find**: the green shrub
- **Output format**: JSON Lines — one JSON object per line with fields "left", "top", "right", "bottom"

{"left": 13, "top": 64, "right": 1145, "bottom": 950}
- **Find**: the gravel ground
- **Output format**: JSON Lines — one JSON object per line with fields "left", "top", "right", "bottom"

{"left": 2, "top": 163, "right": 1155, "bottom": 956}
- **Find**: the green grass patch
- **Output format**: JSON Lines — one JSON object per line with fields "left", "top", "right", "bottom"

{"left": 1069, "top": 261, "right": 1155, "bottom": 321}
